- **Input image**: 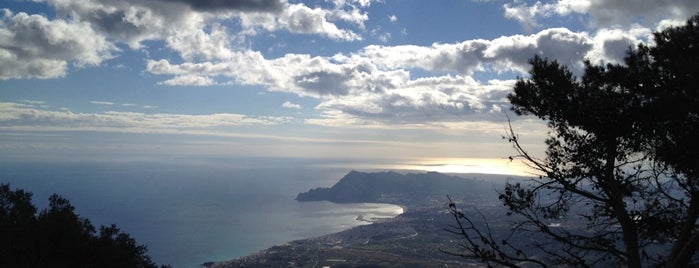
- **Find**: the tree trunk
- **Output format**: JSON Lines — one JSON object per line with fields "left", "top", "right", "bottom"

{"left": 666, "top": 191, "right": 699, "bottom": 268}
{"left": 667, "top": 232, "right": 699, "bottom": 268}
{"left": 603, "top": 139, "right": 642, "bottom": 268}
{"left": 615, "top": 201, "right": 642, "bottom": 268}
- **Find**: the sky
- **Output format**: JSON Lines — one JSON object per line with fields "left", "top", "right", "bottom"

{"left": 1, "top": 0, "right": 698, "bottom": 176}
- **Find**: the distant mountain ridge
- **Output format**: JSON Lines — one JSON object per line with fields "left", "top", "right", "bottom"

{"left": 295, "top": 170, "right": 497, "bottom": 204}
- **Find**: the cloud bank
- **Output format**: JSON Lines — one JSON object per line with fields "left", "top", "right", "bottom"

{"left": 1, "top": 0, "right": 696, "bottom": 129}
{"left": 145, "top": 25, "right": 652, "bottom": 125}
{"left": 0, "top": 0, "right": 374, "bottom": 79}
{"left": 0, "top": 102, "right": 292, "bottom": 133}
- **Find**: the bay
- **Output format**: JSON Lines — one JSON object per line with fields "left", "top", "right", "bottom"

{"left": 0, "top": 159, "right": 403, "bottom": 268}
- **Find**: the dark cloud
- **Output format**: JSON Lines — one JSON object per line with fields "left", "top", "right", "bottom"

{"left": 44, "top": 0, "right": 285, "bottom": 48}
{"left": 602, "top": 37, "right": 636, "bottom": 63}
{"left": 588, "top": 0, "right": 699, "bottom": 26}
{"left": 433, "top": 42, "right": 489, "bottom": 74}
{"left": 167, "top": 0, "right": 285, "bottom": 13}
{"left": 295, "top": 71, "right": 350, "bottom": 96}
{"left": 0, "top": 11, "right": 113, "bottom": 79}
{"left": 86, "top": 9, "right": 144, "bottom": 43}
{"left": 534, "top": 28, "right": 591, "bottom": 67}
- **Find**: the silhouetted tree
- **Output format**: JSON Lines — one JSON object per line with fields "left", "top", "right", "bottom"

{"left": 447, "top": 13, "right": 699, "bottom": 268}
{"left": 0, "top": 183, "right": 169, "bottom": 268}
{"left": 0, "top": 184, "right": 37, "bottom": 266}
{"left": 635, "top": 13, "right": 699, "bottom": 268}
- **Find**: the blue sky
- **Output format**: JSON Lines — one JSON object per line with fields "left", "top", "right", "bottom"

{"left": 1, "top": 0, "right": 697, "bottom": 175}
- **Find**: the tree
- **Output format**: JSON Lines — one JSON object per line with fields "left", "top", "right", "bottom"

{"left": 0, "top": 184, "right": 37, "bottom": 265}
{"left": 637, "top": 14, "right": 699, "bottom": 267}
{"left": 447, "top": 14, "right": 699, "bottom": 268}
{"left": 36, "top": 194, "right": 97, "bottom": 266}
{"left": 0, "top": 183, "right": 169, "bottom": 268}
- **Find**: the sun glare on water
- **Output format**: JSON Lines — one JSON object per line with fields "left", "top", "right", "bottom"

{"left": 397, "top": 158, "right": 533, "bottom": 176}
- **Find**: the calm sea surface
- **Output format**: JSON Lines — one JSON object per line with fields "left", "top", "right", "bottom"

{"left": 0, "top": 160, "right": 403, "bottom": 268}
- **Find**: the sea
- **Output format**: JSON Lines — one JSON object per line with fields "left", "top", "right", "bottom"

{"left": 0, "top": 158, "right": 404, "bottom": 268}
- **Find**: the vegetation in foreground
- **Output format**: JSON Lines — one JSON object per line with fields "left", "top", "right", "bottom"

{"left": 449, "top": 12, "right": 699, "bottom": 268}
{"left": 0, "top": 183, "right": 169, "bottom": 268}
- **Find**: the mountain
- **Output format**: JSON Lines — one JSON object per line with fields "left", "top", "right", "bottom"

{"left": 296, "top": 170, "right": 497, "bottom": 204}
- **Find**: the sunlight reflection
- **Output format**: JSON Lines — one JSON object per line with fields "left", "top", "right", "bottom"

{"left": 314, "top": 157, "right": 537, "bottom": 177}
{"left": 397, "top": 158, "right": 534, "bottom": 176}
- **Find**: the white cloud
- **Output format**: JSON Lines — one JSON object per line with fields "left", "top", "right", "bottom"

{"left": 239, "top": 3, "right": 363, "bottom": 41}
{"left": 90, "top": 101, "right": 115, "bottom": 105}
{"left": 357, "top": 27, "right": 591, "bottom": 75}
{"left": 330, "top": 0, "right": 376, "bottom": 8}
{"left": 6, "top": 0, "right": 687, "bottom": 130}
{"left": 40, "top": 0, "right": 189, "bottom": 49}
{"left": 389, "top": 14, "right": 397, "bottom": 22}
{"left": 2, "top": 0, "right": 371, "bottom": 79}
{"left": 504, "top": 2, "right": 549, "bottom": 31}
{"left": 38, "top": 0, "right": 287, "bottom": 48}
{"left": 145, "top": 26, "right": 646, "bottom": 126}
{"left": 554, "top": 0, "right": 591, "bottom": 16}
{"left": 159, "top": 74, "right": 215, "bottom": 86}
{"left": 328, "top": 2, "right": 371, "bottom": 30}
{"left": 0, "top": 102, "right": 291, "bottom": 132}
{"left": 502, "top": 0, "right": 699, "bottom": 30}
{"left": 313, "top": 76, "right": 513, "bottom": 124}
{"left": 378, "top": 32, "right": 391, "bottom": 43}
{"left": 586, "top": 25, "right": 651, "bottom": 64}
{"left": 0, "top": 9, "right": 115, "bottom": 79}
{"left": 282, "top": 101, "right": 302, "bottom": 109}
{"left": 166, "top": 23, "right": 238, "bottom": 61}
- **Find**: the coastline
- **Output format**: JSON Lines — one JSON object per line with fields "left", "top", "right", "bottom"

{"left": 198, "top": 170, "right": 510, "bottom": 267}
{"left": 200, "top": 199, "right": 471, "bottom": 268}
{"left": 204, "top": 201, "right": 405, "bottom": 268}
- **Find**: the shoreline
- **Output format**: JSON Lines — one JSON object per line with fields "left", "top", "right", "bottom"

{"left": 204, "top": 201, "right": 406, "bottom": 267}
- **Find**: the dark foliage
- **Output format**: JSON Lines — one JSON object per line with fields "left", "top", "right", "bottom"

{"left": 0, "top": 183, "right": 170, "bottom": 268}
{"left": 447, "top": 13, "right": 699, "bottom": 268}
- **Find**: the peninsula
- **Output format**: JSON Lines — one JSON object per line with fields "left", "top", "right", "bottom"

{"left": 295, "top": 170, "right": 496, "bottom": 204}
